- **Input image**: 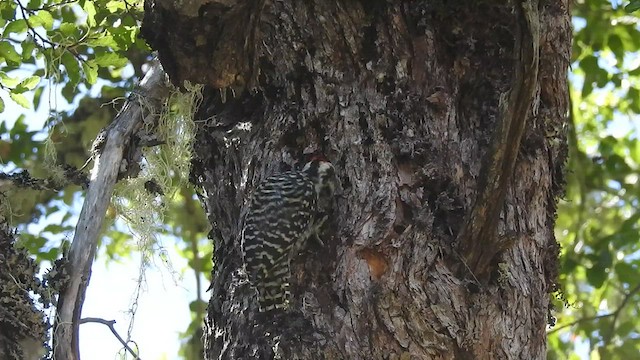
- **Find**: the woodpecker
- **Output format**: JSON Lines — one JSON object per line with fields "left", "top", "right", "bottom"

{"left": 241, "top": 157, "right": 336, "bottom": 312}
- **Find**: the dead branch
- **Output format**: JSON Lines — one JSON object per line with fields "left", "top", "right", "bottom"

{"left": 53, "top": 62, "right": 169, "bottom": 360}
{"left": 79, "top": 317, "right": 141, "bottom": 359}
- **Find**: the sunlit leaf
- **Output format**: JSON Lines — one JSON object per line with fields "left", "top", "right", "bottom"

{"left": 59, "top": 22, "right": 77, "bottom": 37}
{"left": 83, "top": 1, "right": 97, "bottom": 27}
{"left": 82, "top": 60, "right": 98, "bottom": 85}
{"left": 31, "top": 10, "right": 54, "bottom": 31}
{"left": 9, "top": 92, "right": 30, "bottom": 109}
{"left": 93, "top": 51, "right": 129, "bottom": 68}
{"left": 106, "top": 0, "right": 126, "bottom": 13}
{"left": 90, "top": 34, "right": 119, "bottom": 48}
{"left": 18, "top": 76, "right": 41, "bottom": 91}
{"left": 0, "top": 71, "right": 20, "bottom": 87}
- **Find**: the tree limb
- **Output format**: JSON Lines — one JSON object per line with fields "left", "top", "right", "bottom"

{"left": 457, "top": 0, "right": 540, "bottom": 280}
{"left": 53, "top": 62, "right": 169, "bottom": 360}
{"left": 79, "top": 318, "right": 141, "bottom": 359}
{"left": 546, "top": 282, "right": 640, "bottom": 335}
{"left": 0, "top": 166, "right": 89, "bottom": 192}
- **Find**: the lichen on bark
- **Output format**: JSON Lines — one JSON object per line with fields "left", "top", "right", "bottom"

{"left": 0, "top": 222, "right": 51, "bottom": 360}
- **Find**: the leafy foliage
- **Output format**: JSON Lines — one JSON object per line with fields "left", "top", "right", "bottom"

{"left": 1, "top": 1, "right": 210, "bottom": 359}
{"left": 0, "top": 0, "right": 146, "bottom": 107}
{"left": 548, "top": 1, "right": 640, "bottom": 358}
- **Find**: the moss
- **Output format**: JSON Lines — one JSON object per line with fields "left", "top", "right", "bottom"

{"left": 0, "top": 223, "right": 51, "bottom": 359}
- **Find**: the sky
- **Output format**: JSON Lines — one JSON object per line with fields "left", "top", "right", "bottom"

{"left": 80, "top": 244, "right": 196, "bottom": 359}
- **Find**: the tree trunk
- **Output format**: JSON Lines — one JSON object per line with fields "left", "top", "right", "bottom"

{"left": 142, "top": 0, "right": 570, "bottom": 358}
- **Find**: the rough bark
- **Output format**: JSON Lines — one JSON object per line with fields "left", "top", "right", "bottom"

{"left": 0, "top": 220, "right": 49, "bottom": 359}
{"left": 142, "top": 0, "right": 570, "bottom": 358}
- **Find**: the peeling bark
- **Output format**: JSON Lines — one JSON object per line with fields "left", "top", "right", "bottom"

{"left": 142, "top": 0, "right": 570, "bottom": 358}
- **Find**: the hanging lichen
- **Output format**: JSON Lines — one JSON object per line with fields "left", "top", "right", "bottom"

{"left": 113, "top": 82, "right": 202, "bottom": 256}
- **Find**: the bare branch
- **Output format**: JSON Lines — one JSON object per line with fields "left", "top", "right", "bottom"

{"left": 53, "top": 62, "right": 169, "bottom": 360}
{"left": 79, "top": 318, "right": 141, "bottom": 360}
{"left": 0, "top": 166, "right": 88, "bottom": 192}
{"left": 547, "top": 282, "right": 640, "bottom": 335}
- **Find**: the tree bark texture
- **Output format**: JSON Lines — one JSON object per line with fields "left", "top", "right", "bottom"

{"left": 0, "top": 220, "right": 49, "bottom": 359}
{"left": 142, "top": 1, "right": 570, "bottom": 359}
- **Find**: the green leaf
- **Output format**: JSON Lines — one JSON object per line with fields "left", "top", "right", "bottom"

{"left": 617, "top": 321, "right": 636, "bottom": 338}
{"left": 82, "top": 61, "right": 98, "bottom": 85}
{"left": 9, "top": 92, "right": 31, "bottom": 109}
{"left": 19, "top": 234, "right": 47, "bottom": 254}
{"left": 61, "top": 51, "right": 81, "bottom": 85}
{"left": 31, "top": 10, "right": 54, "bottom": 31}
{"left": 61, "top": 81, "right": 76, "bottom": 103}
{"left": 586, "top": 265, "right": 607, "bottom": 288}
{"left": 18, "top": 76, "right": 40, "bottom": 91}
{"left": 93, "top": 52, "right": 129, "bottom": 67}
{"left": 615, "top": 262, "right": 638, "bottom": 286}
{"left": 84, "top": 1, "right": 97, "bottom": 27}
{"left": 27, "top": 0, "right": 42, "bottom": 9}
{"left": 625, "top": 0, "right": 640, "bottom": 12}
{"left": 21, "top": 39, "right": 36, "bottom": 61}
{"left": 607, "top": 34, "right": 624, "bottom": 61}
{"left": 0, "top": 97, "right": 4, "bottom": 113}
{"left": 0, "top": 41, "right": 21, "bottom": 64}
{"left": 0, "top": 71, "right": 20, "bottom": 87}
{"left": 0, "top": 2, "right": 16, "bottom": 19}
{"left": 59, "top": 23, "right": 77, "bottom": 37}
{"left": 40, "top": 248, "right": 60, "bottom": 262}
{"left": 106, "top": 0, "right": 126, "bottom": 13}
{"left": 582, "top": 74, "right": 594, "bottom": 98}
{"left": 4, "top": 19, "right": 27, "bottom": 35}
{"left": 188, "top": 300, "right": 207, "bottom": 313}
{"left": 43, "top": 224, "right": 66, "bottom": 234}
{"left": 618, "top": 339, "right": 640, "bottom": 357}
{"left": 33, "top": 86, "right": 43, "bottom": 109}
{"left": 90, "top": 34, "right": 119, "bottom": 49}
{"left": 579, "top": 55, "right": 599, "bottom": 74}
{"left": 629, "top": 87, "right": 640, "bottom": 113}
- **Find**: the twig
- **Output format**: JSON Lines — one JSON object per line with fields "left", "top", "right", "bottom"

{"left": 26, "top": 0, "right": 77, "bottom": 12}
{"left": 15, "top": 0, "right": 90, "bottom": 66}
{"left": 547, "top": 282, "right": 640, "bottom": 335}
{"left": 608, "top": 282, "right": 640, "bottom": 339}
{"left": 79, "top": 318, "right": 141, "bottom": 360}
{"left": 15, "top": 0, "right": 57, "bottom": 48}
{"left": 53, "top": 62, "right": 169, "bottom": 360}
{"left": 0, "top": 167, "right": 89, "bottom": 191}
{"left": 546, "top": 312, "right": 614, "bottom": 335}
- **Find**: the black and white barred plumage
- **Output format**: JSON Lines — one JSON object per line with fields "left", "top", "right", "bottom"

{"left": 241, "top": 158, "right": 336, "bottom": 312}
